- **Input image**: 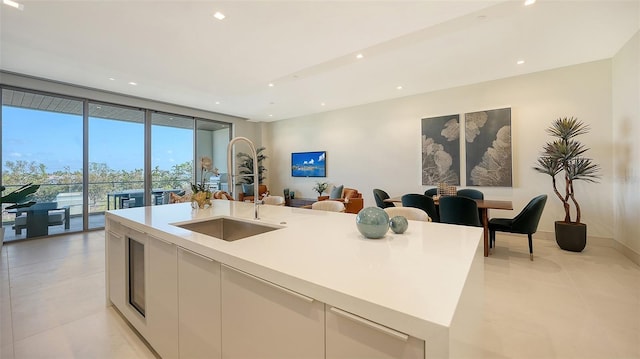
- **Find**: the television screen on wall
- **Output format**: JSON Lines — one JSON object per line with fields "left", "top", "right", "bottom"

{"left": 291, "top": 151, "right": 326, "bottom": 177}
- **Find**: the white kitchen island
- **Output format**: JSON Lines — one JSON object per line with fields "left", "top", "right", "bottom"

{"left": 105, "top": 200, "right": 484, "bottom": 359}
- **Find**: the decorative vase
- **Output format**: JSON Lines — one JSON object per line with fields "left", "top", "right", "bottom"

{"left": 192, "top": 191, "right": 212, "bottom": 209}
{"left": 555, "top": 221, "right": 587, "bottom": 252}
{"left": 389, "top": 216, "right": 408, "bottom": 234}
{"left": 356, "top": 207, "right": 389, "bottom": 239}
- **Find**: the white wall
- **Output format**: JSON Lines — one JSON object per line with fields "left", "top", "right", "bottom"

{"left": 612, "top": 31, "right": 640, "bottom": 260}
{"left": 266, "top": 60, "right": 615, "bottom": 238}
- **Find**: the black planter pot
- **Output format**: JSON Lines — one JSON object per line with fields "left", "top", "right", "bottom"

{"left": 555, "top": 221, "right": 587, "bottom": 252}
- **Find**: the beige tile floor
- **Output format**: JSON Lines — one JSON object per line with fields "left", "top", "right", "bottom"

{"left": 1, "top": 231, "right": 639, "bottom": 359}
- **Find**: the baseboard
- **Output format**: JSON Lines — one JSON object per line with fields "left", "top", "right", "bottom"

{"left": 536, "top": 230, "right": 640, "bottom": 267}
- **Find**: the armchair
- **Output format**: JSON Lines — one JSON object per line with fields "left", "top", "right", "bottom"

{"left": 239, "top": 184, "right": 268, "bottom": 202}
{"left": 319, "top": 187, "right": 363, "bottom": 214}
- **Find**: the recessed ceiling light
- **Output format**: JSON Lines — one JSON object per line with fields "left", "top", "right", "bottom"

{"left": 215, "top": 101, "right": 220, "bottom": 105}
{"left": 3, "top": 0, "right": 24, "bottom": 10}
{"left": 517, "top": 60, "right": 525, "bottom": 65}
{"left": 128, "top": 82, "right": 137, "bottom": 86}
{"left": 524, "top": 0, "right": 535, "bottom": 6}
{"left": 213, "top": 11, "right": 225, "bottom": 20}
{"left": 268, "top": 114, "right": 273, "bottom": 117}
{"left": 356, "top": 53, "right": 364, "bottom": 59}
{"left": 321, "top": 102, "right": 326, "bottom": 106}
{"left": 268, "top": 83, "right": 274, "bottom": 87}
{"left": 396, "top": 86, "right": 403, "bottom": 90}
{"left": 108, "top": 77, "right": 115, "bottom": 81}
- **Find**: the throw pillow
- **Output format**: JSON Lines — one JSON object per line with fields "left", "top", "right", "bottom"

{"left": 343, "top": 188, "right": 357, "bottom": 200}
{"left": 330, "top": 185, "right": 344, "bottom": 199}
{"left": 242, "top": 183, "right": 254, "bottom": 196}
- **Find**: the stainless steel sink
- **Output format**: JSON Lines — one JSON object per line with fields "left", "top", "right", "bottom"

{"left": 175, "top": 217, "right": 281, "bottom": 241}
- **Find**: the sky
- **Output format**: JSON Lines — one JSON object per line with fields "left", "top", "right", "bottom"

{"left": 2, "top": 106, "right": 193, "bottom": 173}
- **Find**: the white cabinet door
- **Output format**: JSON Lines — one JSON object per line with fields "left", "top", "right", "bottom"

{"left": 221, "top": 265, "right": 324, "bottom": 359}
{"left": 106, "top": 221, "right": 125, "bottom": 310}
{"left": 326, "top": 306, "right": 425, "bottom": 359}
{"left": 178, "top": 247, "right": 221, "bottom": 359}
{"left": 147, "top": 236, "right": 178, "bottom": 359}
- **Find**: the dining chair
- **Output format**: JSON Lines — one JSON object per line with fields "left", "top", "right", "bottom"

{"left": 457, "top": 188, "right": 484, "bottom": 223}
{"left": 262, "top": 195, "right": 285, "bottom": 206}
{"left": 384, "top": 207, "right": 430, "bottom": 222}
{"left": 424, "top": 187, "right": 438, "bottom": 197}
{"left": 489, "top": 194, "right": 548, "bottom": 261}
{"left": 401, "top": 193, "right": 439, "bottom": 222}
{"left": 456, "top": 188, "right": 484, "bottom": 200}
{"left": 373, "top": 189, "right": 395, "bottom": 208}
{"left": 438, "top": 196, "right": 482, "bottom": 227}
{"left": 311, "top": 200, "right": 345, "bottom": 212}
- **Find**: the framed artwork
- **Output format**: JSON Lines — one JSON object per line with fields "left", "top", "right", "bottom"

{"left": 421, "top": 114, "right": 460, "bottom": 185}
{"left": 464, "top": 107, "right": 512, "bottom": 187}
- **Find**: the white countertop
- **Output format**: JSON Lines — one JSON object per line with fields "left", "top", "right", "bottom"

{"left": 106, "top": 200, "right": 483, "bottom": 342}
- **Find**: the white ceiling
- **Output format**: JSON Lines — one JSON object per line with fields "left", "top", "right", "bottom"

{"left": 1, "top": 1, "right": 638, "bottom": 122}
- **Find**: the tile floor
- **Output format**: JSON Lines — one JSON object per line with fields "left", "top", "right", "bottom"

{"left": 1, "top": 231, "right": 639, "bottom": 359}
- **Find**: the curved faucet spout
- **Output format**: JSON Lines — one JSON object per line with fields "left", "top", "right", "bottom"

{"left": 227, "top": 137, "right": 260, "bottom": 219}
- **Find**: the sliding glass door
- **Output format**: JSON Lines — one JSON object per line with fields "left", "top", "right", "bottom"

{"left": 1, "top": 89, "right": 84, "bottom": 240}
{"left": 88, "top": 103, "right": 145, "bottom": 228}
{"left": 150, "top": 112, "right": 193, "bottom": 205}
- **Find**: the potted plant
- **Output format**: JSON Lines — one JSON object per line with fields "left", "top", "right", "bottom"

{"left": 1, "top": 183, "right": 40, "bottom": 246}
{"left": 313, "top": 181, "right": 329, "bottom": 200}
{"left": 533, "top": 117, "right": 600, "bottom": 252}
{"left": 237, "top": 147, "right": 267, "bottom": 185}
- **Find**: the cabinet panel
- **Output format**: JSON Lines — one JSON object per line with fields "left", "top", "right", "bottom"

{"left": 147, "top": 237, "right": 178, "bottom": 359}
{"left": 178, "top": 247, "right": 221, "bottom": 359}
{"left": 106, "top": 228, "right": 125, "bottom": 309}
{"left": 326, "top": 306, "right": 425, "bottom": 359}
{"left": 221, "top": 265, "right": 324, "bottom": 359}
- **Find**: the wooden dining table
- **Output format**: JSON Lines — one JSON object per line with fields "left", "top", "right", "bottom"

{"left": 384, "top": 196, "right": 513, "bottom": 257}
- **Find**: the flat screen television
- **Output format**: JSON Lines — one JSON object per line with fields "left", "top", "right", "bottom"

{"left": 291, "top": 151, "right": 326, "bottom": 177}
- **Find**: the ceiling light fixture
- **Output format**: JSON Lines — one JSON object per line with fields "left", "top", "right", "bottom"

{"left": 3, "top": 0, "right": 24, "bottom": 10}
{"left": 396, "top": 86, "right": 403, "bottom": 90}
{"left": 128, "top": 81, "right": 137, "bottom": 86}
{"left": 213, "top": 11, "right": 225, "bottom": 20}
{"left": 321, "top": 102, "right": 326, "bottom": 106}
{"left": 215, "top": 101, "right": 220, "bottom": 105}
{"left": 108, "top": 77, "right": 115, "bottom": 81}
{"left": 356, "top": 53, "right": 364, "bottom": 59}
{"left": 268, "top": 83, "right": 274, "bottom": 87}
{"left": 517, "top": 60, "right": 525, "bottom": 65}
{"left": 524, "top": 0, "right": 535, "bottom": 6}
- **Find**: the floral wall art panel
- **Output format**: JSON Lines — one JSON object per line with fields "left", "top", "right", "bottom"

{"left": 421, "top": 114, "right": 460, "bottom": 185}
{"left": 464, "top": 107, "right": 512, "bottom": 187}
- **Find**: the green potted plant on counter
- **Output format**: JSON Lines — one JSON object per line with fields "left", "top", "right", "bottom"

{"left": 1, "top": 183, "right": 40, "bottom": 246}
{"left": 533, "top": 117, "right": 600, "bottom": 252}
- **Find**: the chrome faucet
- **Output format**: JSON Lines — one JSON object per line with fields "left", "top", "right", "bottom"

{"left": 227, "top": 137, "right": 260, "bottom": 220}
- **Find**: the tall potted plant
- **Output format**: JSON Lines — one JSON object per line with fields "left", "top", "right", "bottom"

{"left": 237, "top": 147, "right": 267, "bottom": 184}
{"left": 1, "top": 183, "right": 40, "bottom": 246}
{"left": 533, "top": 117, "right": 600, "bottom": 252}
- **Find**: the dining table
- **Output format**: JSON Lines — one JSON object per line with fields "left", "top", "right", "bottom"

{"left": 384, "top": 196, "right": 513, "bottom": 257}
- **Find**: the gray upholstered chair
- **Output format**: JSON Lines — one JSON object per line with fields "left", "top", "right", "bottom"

{"left": 401, "top": 193, "right": 439, "bottom": 223}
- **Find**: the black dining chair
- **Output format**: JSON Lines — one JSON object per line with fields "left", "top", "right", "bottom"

{"left": 489, "top": 194, "right": 548, "bottom": 261}
{"left": 373, "top": 189, "right": 395, "bottom": 208}
{"left": 401, "top": 193, "right": 439, "bottom": 223}
{"left": 438, "top": 196, "right": 482, "bottom": 227}
{"left": 424, "top": 187, "right": 438, "bottom": 197}
{"left": 456, "top": 188, "right": 484, "bottom": 200}
{"left": 457, "top": 188, "right": 484, "bottom": 223}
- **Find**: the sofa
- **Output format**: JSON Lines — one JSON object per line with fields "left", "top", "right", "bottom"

{"left": 318, "top": 186, "right": 363, "bottom": 214}
{"left": 12, "top": 202, "right": 70, "bottom": 236}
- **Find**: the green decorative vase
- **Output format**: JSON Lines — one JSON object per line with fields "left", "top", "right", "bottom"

{"left": 389, "top": 216, "right": 408, "bottom": 234}
{"left": 356, "top": 207, "right": 389, "bottom": 239}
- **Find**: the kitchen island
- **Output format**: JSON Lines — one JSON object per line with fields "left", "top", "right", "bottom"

{"left": 105, "top": 200, "right": 484, "bottom": 359}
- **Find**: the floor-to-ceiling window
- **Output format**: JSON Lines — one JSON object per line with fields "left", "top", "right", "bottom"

{"left": 1, "top": 86, "right": 232, "bottom": 242}
{"left": 150, "top": 112, "right": 194, "bottom": 205}
{"left": 88, "top": 102, "right": 145, "bottom": 229}
{"left": 1, "top": 89, "right": 84, "bottom": 240}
